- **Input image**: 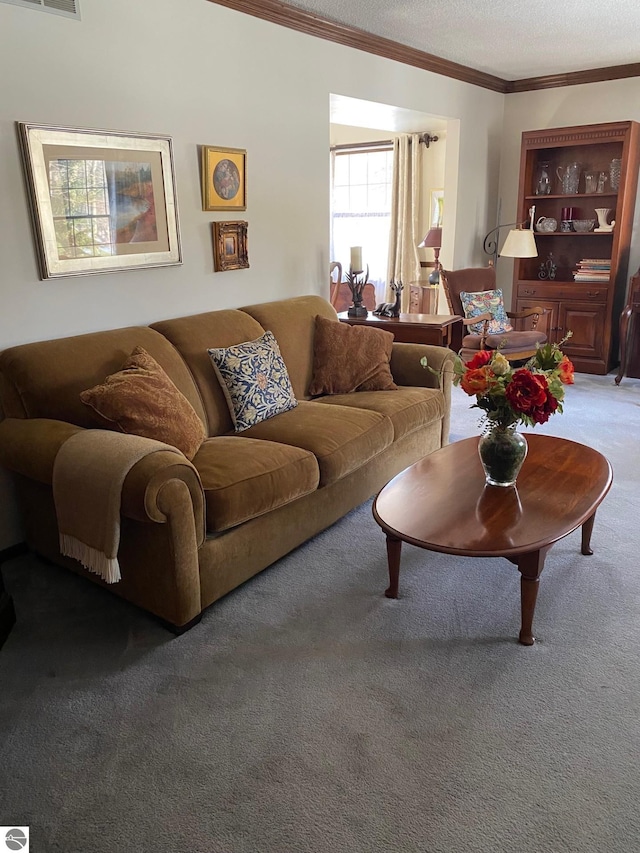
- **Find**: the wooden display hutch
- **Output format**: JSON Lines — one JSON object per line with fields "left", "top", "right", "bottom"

{"left": 511, "top": 121, "right": 640, "bottom": 375}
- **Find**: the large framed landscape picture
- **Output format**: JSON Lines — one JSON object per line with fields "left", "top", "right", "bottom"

{"left": 202, "top": 145, "right": 246, "bottom": 211}
{"left": 17, "top": 123, "right": 182, "bottom": 279}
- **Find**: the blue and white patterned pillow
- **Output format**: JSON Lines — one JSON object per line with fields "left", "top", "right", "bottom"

{"left": 208, "top": 331, "right": 297, "bottom": 432}
{"left": 460, "top": 289, "right": 513, "bottom": 335}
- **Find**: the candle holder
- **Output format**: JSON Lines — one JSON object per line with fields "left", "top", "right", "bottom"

{"left": 346, "top": 265, "right": 370, "bottom": 317}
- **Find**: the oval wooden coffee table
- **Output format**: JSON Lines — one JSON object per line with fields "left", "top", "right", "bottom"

{"left": 373, "top": 433, "right": 612, "bottom": 645}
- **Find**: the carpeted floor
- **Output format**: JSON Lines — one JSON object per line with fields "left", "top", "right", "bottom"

{"left": 1, "top": 371, "right": 639, "bottom": 853}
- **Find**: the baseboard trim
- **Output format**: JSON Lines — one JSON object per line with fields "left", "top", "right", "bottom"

{"left": 0, "top": 545, "right": 22, "bottom": 648}
{"left": 0, "top": 542, "right": 28, "bottom": 565}
{"left": 0, "top": 589, "right": 16, "bottom": 649}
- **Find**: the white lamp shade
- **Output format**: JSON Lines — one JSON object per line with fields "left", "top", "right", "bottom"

{"left": 500, "top": 228, "right": 537, "bottom": 258}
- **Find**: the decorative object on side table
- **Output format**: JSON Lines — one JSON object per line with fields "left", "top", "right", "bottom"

{"left": 346, "top": 246, "right": 369, "bottom": 317}
{"left": 373, "top": 281, "right": 404, "bottom": 317}
{"left": 423, "top": 340, "right": 574, "bottom": 487}
{"left": 212, "top": 220, "right": 249, "bottom": 271}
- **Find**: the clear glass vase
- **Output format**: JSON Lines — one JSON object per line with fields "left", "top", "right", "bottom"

{"left": 478, "top": 423, "right": 528, "bottom": 487}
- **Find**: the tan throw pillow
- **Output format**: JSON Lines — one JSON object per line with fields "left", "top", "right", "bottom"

{"left": 308, "top": 316, "right": 397, "bottom": 396}
{"left": 80, "top": 346, "right": 206, "bottom": 460}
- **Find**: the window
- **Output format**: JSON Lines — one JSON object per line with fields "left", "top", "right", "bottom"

{"left": 330, "top": 146, "right": 393, "bottom": 302}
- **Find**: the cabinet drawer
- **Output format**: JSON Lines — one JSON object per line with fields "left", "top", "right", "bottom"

{"left": 517, "top": 282, "right": 607, "bottom": 302}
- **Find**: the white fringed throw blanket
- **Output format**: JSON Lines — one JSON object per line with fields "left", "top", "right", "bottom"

{"left": 53, "top": 430, "right": 177, "bottom": 584}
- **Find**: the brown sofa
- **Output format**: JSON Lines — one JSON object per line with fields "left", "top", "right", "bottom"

{"left": 0, "top": 295, "right": 455, "bottom": 632}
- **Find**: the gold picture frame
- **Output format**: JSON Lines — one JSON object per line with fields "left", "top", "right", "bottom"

{"left": 212, "top": 220, "right": 249, "bottom": 271}
{"left": 202, "top": 146, "right": 246, "bottom": 211}
{"left": 17, "top": 122, "right": 181, "bottom": 279}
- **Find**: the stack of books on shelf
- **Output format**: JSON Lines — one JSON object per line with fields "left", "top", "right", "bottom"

{"left": 573, "top": 258, "right": 611, "bottom": 282}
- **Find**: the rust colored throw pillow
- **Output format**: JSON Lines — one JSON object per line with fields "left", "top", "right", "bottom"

{"left": 80, "top": 346, "right": 206, "bottom": 460}
{"left": 308, "top": 315, "right": 397, "bottom": 396}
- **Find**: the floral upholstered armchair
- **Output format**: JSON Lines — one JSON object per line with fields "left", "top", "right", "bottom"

{"left": 440, "top": 266, "right": 547, "bottom": 362}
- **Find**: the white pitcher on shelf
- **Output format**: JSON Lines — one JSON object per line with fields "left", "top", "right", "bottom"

{"left": 594, "top": 208, "right": 615, "bottom": 232}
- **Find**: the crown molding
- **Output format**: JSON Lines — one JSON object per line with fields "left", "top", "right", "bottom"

{"left": 205, "top": 0, "right": 640, "bottom": 95}
{"left": 506, "top": 63, "right": 640, "bottom": 93}
{"left": 205, "top": 0, "right": 507, "bottom": 93}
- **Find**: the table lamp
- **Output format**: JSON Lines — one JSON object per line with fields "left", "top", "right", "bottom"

{"left": 418, "top": 227, "right": 442, "bottom": 285}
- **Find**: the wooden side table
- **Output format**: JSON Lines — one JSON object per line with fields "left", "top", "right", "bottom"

{"left": 338, "top": 312, "right": 463, "bottom": 352}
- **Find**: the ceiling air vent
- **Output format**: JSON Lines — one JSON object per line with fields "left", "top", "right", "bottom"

{"left": 0, "top": 0, "right": 80, "bottom": 20}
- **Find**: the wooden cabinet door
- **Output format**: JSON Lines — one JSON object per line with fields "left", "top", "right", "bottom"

{"left": 558, "top": 302, "right": 606, "bottom": 360}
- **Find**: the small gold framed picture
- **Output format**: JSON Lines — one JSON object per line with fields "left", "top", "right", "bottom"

{"left": 212, "top": 220, "right": 249, "bottom": 271}
{"left": 202, "top": 146, "right": 246, "bottom": 211}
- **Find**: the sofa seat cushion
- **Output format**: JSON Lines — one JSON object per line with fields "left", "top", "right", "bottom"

{"left": 237, "top": 399, "right": 394, "bottom": 487}
{"left": 193, "top": 436, "right": 319, "bottom": 533}
{"left": 315, "top": 387, "right": 445, "bottom": 441}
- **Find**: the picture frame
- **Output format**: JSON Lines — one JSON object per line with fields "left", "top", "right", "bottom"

{"left": 17, "top": 122, "right": 182, "bottom": 279}
{"left": 212, "top": 220, "right": 249, "bottom": 271}
{"left": 202, "top": 146, "right": 246, "bottom": 211}
{"left": 430, "top": 188, "right": 444, "bottom": 227}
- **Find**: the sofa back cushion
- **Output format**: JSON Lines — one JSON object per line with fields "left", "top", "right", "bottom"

{"left": 151, "top": 309, "right": 267, "bottom": 436}
{"left": 239, "top": 295, "right": 338, "bottom": 401}
{"left": 0, "top": 326, "right": 207, "bottom": 429}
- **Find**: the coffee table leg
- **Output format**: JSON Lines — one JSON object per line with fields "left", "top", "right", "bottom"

{"left": 581, "top": 511, "right": 596, "bottom": 555}
{"left": 517, "top": 548, "right": 549, "bottom": 646}
{"left": 384, "top": 535, "right": 402, "bottom": 598}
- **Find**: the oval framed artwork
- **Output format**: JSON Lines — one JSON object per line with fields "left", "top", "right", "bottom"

{"left": 201, "top": 145, "right": 246, "bottom": 211}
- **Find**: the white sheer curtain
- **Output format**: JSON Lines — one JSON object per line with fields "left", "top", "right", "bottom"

{"left": 387, "top": 133, "right": 421, "bottom": 311}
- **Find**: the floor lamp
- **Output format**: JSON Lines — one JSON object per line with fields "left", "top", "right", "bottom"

{"left": 483, "top": 206, "right": 537, "bottom": 267}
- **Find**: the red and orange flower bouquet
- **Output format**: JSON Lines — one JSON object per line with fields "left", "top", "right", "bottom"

{"left": 422, "top": 337, "right": 575, "bottom": 486}
{"left": 452, "top": 338, "right": 575, "bottom": 429}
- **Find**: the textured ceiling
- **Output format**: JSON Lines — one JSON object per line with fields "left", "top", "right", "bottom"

{"left": 280, "top": 0, "right": 640, "bottom": 80}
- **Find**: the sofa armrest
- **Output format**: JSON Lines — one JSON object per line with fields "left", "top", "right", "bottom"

{"left": 0, "top": 418, "right": 205, "bottom": 543}
{"left": 0, "top": 417, "right": 84, "bottom": 483}
{"left": 121, "top": 450, "right": 205, "bottom": 546}
{"left": 390, "top": 343, "right": 455, "bottom": 389}
{"left": 389, "top": 343, "right": 456, "bottom": 445}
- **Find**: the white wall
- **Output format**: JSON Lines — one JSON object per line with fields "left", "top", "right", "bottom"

{"left": 498, "top": 78, "right": 640, "bottom": 301}
{"left": 0, "top": 0, "right": 506, "bottom": 547}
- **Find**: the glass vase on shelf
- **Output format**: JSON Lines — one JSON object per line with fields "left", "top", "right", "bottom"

{"left": 609, "top": 158, "right": 621, "bottom": 191}
{"left": 535, "top": 161, "right": 551, "bottom": 195}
